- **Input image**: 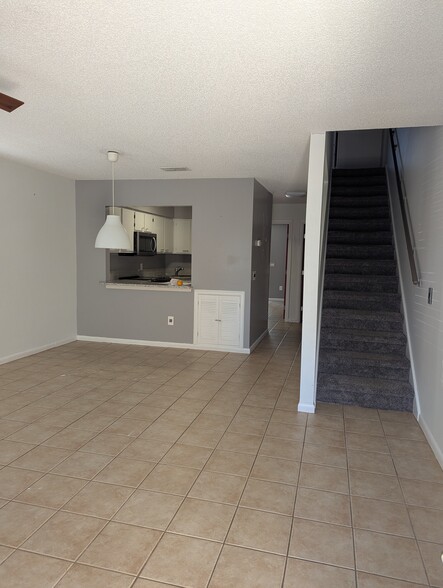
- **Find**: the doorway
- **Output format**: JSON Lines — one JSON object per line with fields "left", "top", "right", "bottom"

{"left": 268, "top": 223, "right": 289, "bottom": 323}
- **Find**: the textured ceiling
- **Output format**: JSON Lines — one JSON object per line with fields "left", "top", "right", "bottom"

{"left": 1, "top": 1, "right": 443, "bottom": 199}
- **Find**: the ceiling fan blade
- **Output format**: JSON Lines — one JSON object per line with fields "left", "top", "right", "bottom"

{"left": 0, "top": 92, "right": 24, "bottom": 112}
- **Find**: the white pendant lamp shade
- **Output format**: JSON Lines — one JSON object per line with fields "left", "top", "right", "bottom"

{"left": 95, "top": 214, "right": 131, "bottom": 249}
{"left": 95, "top": 151, "right": 132, "bottom": 250}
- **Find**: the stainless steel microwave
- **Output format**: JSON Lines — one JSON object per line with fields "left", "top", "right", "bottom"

{"left": 119, "top": 231, "right": 157, "bottom": 256}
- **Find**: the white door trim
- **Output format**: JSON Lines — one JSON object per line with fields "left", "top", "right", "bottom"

{"left": 271, "top": 220, "right": 293, "bottom": 321}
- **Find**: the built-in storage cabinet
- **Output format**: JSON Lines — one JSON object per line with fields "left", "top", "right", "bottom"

{"left": 194, "top": 290, "right": 244, "bottom": 350}
{"left": 173, "top": 219, "right": 192, "bottom": 253}
{"left": 164, "top": 218, "right": 174, "bottom": 253}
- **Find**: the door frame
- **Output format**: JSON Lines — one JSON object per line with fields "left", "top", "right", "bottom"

{"left": 270, "top": 220, "right": 293, "bottom": 322}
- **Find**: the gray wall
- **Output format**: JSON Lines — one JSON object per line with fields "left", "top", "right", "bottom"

{"left": 336, "top": 129, "right": 387, "bottom": 169}
{"left": 76, "top": 178, "right": 255, "bottom": 345}
{"left": 249, "top": 180, "right": 273, "bottom": 345}
{"left": 269, "top": 224, "right": 287, "bottom": 299}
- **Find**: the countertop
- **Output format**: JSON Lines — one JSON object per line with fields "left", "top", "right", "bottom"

{"left": 105, "top": 280, "right": 192, "bottom": 292}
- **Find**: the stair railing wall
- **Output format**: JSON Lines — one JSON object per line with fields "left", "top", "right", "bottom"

{"left": 389, "top": 129, "right": 421, "bottom": 286}
{"left": 299, "top": 132, "right": 334, "bottom": 413}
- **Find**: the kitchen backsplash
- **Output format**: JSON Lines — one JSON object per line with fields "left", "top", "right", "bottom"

{"left": 109, "top": 253, "right": 191, "bottom": 281}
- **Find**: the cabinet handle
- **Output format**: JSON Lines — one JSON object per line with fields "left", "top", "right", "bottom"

{"left": 215, "top": 319, "right": 221, "bottom": 322}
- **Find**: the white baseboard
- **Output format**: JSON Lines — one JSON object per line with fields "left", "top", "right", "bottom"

{"left": 77, "top": 335, "right": 250, "bottom": 355}
{"left": 298, "top": 402, "right": 316, "bottom": 414}
{"left": 0, "top": 337, "right": 77, "bottom": 366}
{"left": 249, "top": 329, "right": 269, "bottom": 353}
{"left": 418, "top": 413, "right": 443, "bottom": 469}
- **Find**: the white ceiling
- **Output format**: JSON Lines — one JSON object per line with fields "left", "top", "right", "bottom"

{"left": 1, "top": 1, "right": 443, "bottom": 200}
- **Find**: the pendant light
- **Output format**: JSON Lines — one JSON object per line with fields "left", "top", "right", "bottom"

{"left": 95, "top": 151, "right": 132, "bottom": 249}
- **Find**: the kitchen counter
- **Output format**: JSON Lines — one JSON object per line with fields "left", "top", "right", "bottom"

{"left": 105, "top": 280, "right": 192, "bottom": 292}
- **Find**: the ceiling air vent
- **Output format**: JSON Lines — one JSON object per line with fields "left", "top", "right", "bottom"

{"left": 160, "top": 167, "right": 190, "bottom": 172}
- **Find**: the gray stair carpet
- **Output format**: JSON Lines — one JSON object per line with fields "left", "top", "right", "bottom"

{"left": 317, "top": 168, "right": 414, "bottom": 411}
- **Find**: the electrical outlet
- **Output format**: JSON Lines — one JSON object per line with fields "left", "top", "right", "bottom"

{"left": 279, "top": 285, "right": 283, "bottom": 291}
{"left": 168, "top": 316, "right": 174, "bottom": 326}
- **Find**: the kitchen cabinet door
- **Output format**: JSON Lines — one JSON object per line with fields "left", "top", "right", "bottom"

{"left": 194, "top": 290, "right": 244, "bottom": 350}
{"left": 154, "top": 216, "right": 165, "bottom": 253}
{"left": 134, "top": 211, "right": 145, "bottom": 231}
{"left": 173, "top": 219, "right": 192, "bottom": 253}
{"left": 144, "top": 213, "right": 156, "bottom": 232}
{"left": 164, "top": 218, "right": 174, "bottom": 253}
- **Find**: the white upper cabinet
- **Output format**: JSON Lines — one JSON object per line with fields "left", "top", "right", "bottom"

{"left": 134, "top": 211, "right": 145, "bottom": 231}
{"left": 173, "top": 219, "right": 192, "bottom": 253}
{"left": 121, "top": 208, "right": 134, "bottom": 252}
{"left": 164, "top": 218, "right": 174, "bottom": 253}
{"left": 154, "top": 216, "right": 166, "bottom": 253}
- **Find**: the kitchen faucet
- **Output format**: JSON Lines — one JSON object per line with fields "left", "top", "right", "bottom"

{"left": 174, "top": 267, "right": 184, "bottom": 276}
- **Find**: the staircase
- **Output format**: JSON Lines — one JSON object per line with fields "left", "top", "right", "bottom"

{"left": 317, "top": 168, "right": 414, "bottom": 411}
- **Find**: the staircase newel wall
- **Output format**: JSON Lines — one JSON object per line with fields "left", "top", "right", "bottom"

{"left": 299, "top": 132, "right": 334, "bottom": 413}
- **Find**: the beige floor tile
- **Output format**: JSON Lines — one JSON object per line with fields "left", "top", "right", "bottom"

{"left": 347, "top": 449, "right": 396, "bottom": 475}
{"left": 56, "top": 563, "right": 134, "bottom": 588}
{"left": 240, "top": 478, "right": 296, "bottom": 515}
{"left": 284, "top": 558, "right": 356, "bottom": 588}
{"left": 418, "top": 540, "right": 443, "bottom": 587}
{"left": 228, "top": 417, "right": 268, "bottom": 436}
{"left": 345, "top": 417, "right": 384, "bottom": 436}
{"left": 305, "top": 426, "right": 345, "bottom": 448}
{"left": 0, "top": 466, "right": 43, "bottom": 499}
{"left": 400, "top": 477, "right": 443, "bottom": 510}
{"left": 357, "top": 572, "right": 428, "bottom": 587}
{"left": 104, "top": 417, "right": 150, "bottom": 437}
{"left": 271, "top": 409, "right": 307, "bottom": 426}
{"left": 382, "top": 420, "right": 426, "bottom": 441}
{"left": 218, "top": 432, "right": 263, "bottom": 455}
{"left": 141, "top": 532, "right": 222, "bottom": 587}
{"left": 140, "top": 421, "right": 188, "bottom": 443}
{"left": 22, "top": 510, "right": 105, "bottom": 559}
{"left": 62, "top": 481, "right": 133, "bottom": 519}
{"left": 36, "top": 410, "right": 84, "bottom": 428}
{"left": 295, "top": 487, "right": 351, "bottom": 526}
{"left": 344, "top": 406, "right": 380, "bottom": 420}
{"left": 5, "top": 405, "right": 53, "bottom": 423}
{"left": 346, "top": 433, "right": 389, "bottom": 454}
{"left": 69, "top": 413, "right": 118, "bottom": 433}
{"left": 43, "top": 428, "right": 97, "bottom": 450}
{"left": 211, "top": 544, "right": 285, "bottom": 588}
{"left": 355, "top": 529, "right": 427, "bottom": 583}
{"left": 259, "top": 436, "right": 303, "bottom": 461}
{"left": 205, "top": 449, "right": 255, "bottom": 477}
{"left": 0, "top": 501, "right": 55, "bottom": 547}
{"left": 168, "top": 497, "right": 235, "bottom": 541}
{"left": 0, "top": 420, "right": 27, "bottom": 439}
{"left": 251, "top": 455, "right": 300, "bottom": 485}
{"left": 351, "top": 496, "right": 413, "bottom": 537}
{"left": 52, "top": 451, "right": 113, "bottom": 479}
{"left": 266, "top": 422, "right": 306, "bottom": 441}
{"left": 236, "top": 406, "right": 273, "bottom": 421}
{"left": 316, "top": 402, "right": 344, "bottom": 416}
{"left": 0, "top": 545, "right": 12, "bottom": 564}
{"left": 0, "top": 550, "right": 71, "bottom": 587}
{"left": 299, "top": 462, "right": 349, "bottom": 494}
{"left": 302, "top": 443, "right": 347, "bottom": 468}
{"left": 189, "top": 470, "right": 247, "bottom": 505}
{"left": 80, "top": 521, "right": 162, "bottom": 575}
{"left": 133, "top": 578, "right": 182, "bottom": 587}
{"left": 393, "top": 455, "right": 443, "bottom": 484}
{"left": 161, "top": 443, "right": 212, "bottom": 469}
{"left": 113, "top": 489, "right": 182, "bottom": 529}
{"left": 226, "top": 507, "right": 292, "bottom": 555}
{"left": 10, "top": 445, "right": 71, "bottom": 472}
{"left": 408, "top": 506, "right": 443, "bottom": 543}
{"left": 0, "top": 440, "right": 36, "bottom": 465}
{"left": 78, "top": 432, "right": 132, "bottom": 456}
{"left": 140, "top": 463, "right": 200, "bottom": 495}
{"left": 350, "top": 470, "right": 404, "bottom": 503}
{"left": 16, "top": 473, "right": 87, "bottom": 508}
{"left": 289, "top": 517, "right": 354, "bottom": 568}
{"left": 387, "top": 437, "right": 436, "bottom": 461}
{"left": 178, "top": 427, "right": 224, "bottom": 449}
{"left": 94, "top": 457, "right": 156, "bottom": 487}
{"left": 307, "top": 413, "right": 344, "bottom": 431}
{"left": 6, "top": 423, "right": 61, "bottom": 444}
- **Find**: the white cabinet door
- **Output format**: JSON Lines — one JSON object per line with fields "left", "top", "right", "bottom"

{"left": 153, "top": 216, "right": 165, "bottom": 252}
{"left": 144, "top": 213, "right": 156, "bottom": 232}
{"left": 134, "top": 211, "right": 145, "bottom": 231}
{"left": 194, "top": 290, "right": 244, "bottom": 350}
{"left": 121, "top": 208, "right": 135, "bottom": 252}
{"left": 173, "top": 219, "right": 192, "bottom": 253}
{"left": 164, "top": 218, "right": 174, "bottom": 253}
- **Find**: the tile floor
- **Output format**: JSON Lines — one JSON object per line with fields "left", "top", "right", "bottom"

{"left": 0, "top": 303, "right": 441, "bottom": 587}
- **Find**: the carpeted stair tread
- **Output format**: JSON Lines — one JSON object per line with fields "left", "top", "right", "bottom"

{"left": 329, "top": 206, "right": 390, "bottom": 219}
{"left": 332, "top": 168, "right": 385, "bottom": 177}
{"left": 328, "top": 218, "right": 391, "bottom": 231}
{"left": 317, "top": 374, "right": 414, "bottom": 411}
{"left": 324, "top": 274, "right": 398, "bottom": 293}
{"left": 330, "top": 196, "right": 389, "bottom": 208}
{"left": 321, "top": 327, "right": 406, "bottom": 344}
{"left": 331, "top": 186, "right": 388, "bottom": 196}
{"left": 328, "top": 231, "right": 393, "bottom": 245}
{"left": 326, "top": 244, "right": 394, "bottom": 259}
{"left": 323, "top": 290, "right": 400, "bottom": 311}
{"left": 325, "top": 258, "right": 397, "bottom": 275}
{"left": 322, "top": 308, "right": 403, "bottom": 331}
{"left": 319, "top": 350, "right": 410, "bottom": 381}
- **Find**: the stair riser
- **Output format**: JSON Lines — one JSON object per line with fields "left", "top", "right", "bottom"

{"left": 333, "top": 168, "right": 385, "bottom": 177}
{"left": 321, "top": 339, "right": 406, "bottom": 354}
{"left": 321, "top": 315, "right": 403, "bottom": 331}
{"left": 328, "top": 232, "right": 393, "bottom": 245}
{"left": 325, "top": 260, "right": 397, "bottom": 276}
{"left": 324, "top": 277, "right": 398, "bottom": 293}
{"left": 328, "top": 219, "right": 391, "bottom": 231}
{"left": 319, "top": 361, "right": 410, "bottom": 381}
{"left": 329, "top": 207, "right": 390, "bottom": 219}
{"left": 332, "top": 186, "right": 387, "bottom": 195}
{"left": 323, "top": 296, "right": 400, "bottom": 312}
{"left": 327, "top": 245, "right": 394, "bottom": 260}
{"left": 317, "top": 388, "right": 413, "bottom": 411}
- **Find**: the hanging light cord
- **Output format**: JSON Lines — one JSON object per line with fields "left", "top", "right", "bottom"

{"left": 111, "top": 160, "right": 115, "bottom": 215}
